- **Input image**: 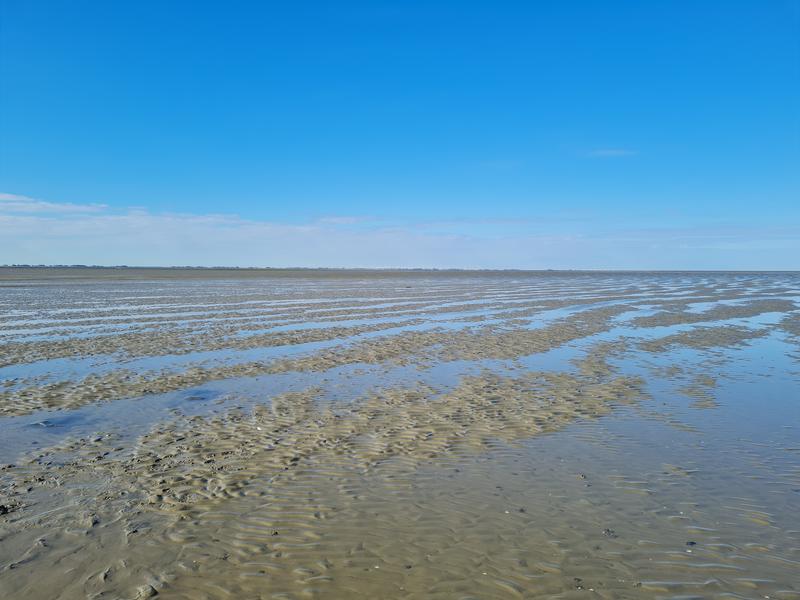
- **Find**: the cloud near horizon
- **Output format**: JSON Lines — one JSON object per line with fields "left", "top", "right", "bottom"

{"left": 585, "top": 148, "right": 638, "bottom": 158}
{"left": 0, "top": 192, "right": 108, "bottom": 213}
{"left": 1, "top": 193, "right": 797, "bottom": 270}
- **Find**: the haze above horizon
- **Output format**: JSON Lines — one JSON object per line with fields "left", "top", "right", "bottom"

{"left": 1, "top": 1, "right": 798, "bottom": 270}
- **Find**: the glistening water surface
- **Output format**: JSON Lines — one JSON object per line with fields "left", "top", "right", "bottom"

{"left": 0, "top": 269, "right": 798, "bottom": 599}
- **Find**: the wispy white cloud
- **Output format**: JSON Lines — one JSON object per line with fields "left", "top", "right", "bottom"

{"left": 314, "top": 215, "right": 372, "bottom": 225}
{"left": 477, "top": 159, "right": 524, "bottom": 170}
{"left": 585, "top": 148, "right": 637, "bottom": 158}
{"left": 0, "top": 192, "right": 108, "bottom": 213}
{"left": 0, "top": 192, "right": 796, "bottom": 270}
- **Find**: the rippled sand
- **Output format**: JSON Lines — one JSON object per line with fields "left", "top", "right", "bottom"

{"left": 1, "top": 269, "right": 799, "bottom": 599}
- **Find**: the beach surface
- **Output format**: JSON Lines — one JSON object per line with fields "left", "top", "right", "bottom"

{"left": 1, "top": 269, "right": 798, "bottom": 599}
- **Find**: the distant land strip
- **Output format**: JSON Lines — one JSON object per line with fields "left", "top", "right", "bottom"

{"left": 2, "top": 266, "right": 798, "bottom": 282}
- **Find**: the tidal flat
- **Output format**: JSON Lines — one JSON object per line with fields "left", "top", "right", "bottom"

{"left": 0, "top": 268, "right": 798, "bottom": 599}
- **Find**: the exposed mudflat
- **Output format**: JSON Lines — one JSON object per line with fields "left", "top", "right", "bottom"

{"left": 1, "top": 269, "right": 799, "bottom": 599}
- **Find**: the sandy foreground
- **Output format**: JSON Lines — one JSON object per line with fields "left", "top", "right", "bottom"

{"left": 0, "top": 269, "right": 799, "bottom": 599}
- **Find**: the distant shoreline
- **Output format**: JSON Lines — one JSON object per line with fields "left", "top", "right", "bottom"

{"left": 0, "top": 265, "right": 797, "bottom": 282}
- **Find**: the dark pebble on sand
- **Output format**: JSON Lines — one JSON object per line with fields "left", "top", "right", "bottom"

{"left": 602, "top": 528, "right": 618, "bottom": 538}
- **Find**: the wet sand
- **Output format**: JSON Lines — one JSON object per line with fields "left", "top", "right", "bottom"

{"left": 1, "top": 269, "right": 799, "bottom": 599}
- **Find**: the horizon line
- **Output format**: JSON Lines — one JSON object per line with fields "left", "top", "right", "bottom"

{"left": 2, "top": 265, "right": 798, "bottom": 274}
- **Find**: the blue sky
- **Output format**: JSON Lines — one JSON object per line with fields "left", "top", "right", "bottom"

{"left": 1, "top": 1, "right": 798, "bottom": 269}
